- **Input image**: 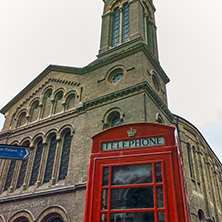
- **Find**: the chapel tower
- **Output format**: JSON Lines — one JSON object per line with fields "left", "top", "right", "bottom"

{"left": 95, "top": 0, "right": 171, "bottom": 124}
{"left": 99, "top": 0, "right": 159, "bottom": 60}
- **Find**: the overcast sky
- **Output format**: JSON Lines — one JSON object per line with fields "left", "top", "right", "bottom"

{"left": 0, "top": 0, "right": 221, "bottom": 161}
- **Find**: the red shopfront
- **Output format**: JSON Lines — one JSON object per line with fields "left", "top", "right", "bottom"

{"left": 84, "top": 123, "right": 191, "bottom": 222}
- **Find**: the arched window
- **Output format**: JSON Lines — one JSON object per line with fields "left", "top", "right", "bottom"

{"left": 16, "top": 141, "right": 30, "bottom": 189}
{"left": 54, "top": 91, "right": 64, "bottom": 114}
{"left": 51, "top": 218, "right": 64, "bottom": 222}
{"left": 112, "top": 3, "right": 129, "bottom": 47}
{"left": 58, "top": 131, "right": 72, "bottom": 180}
{"left": 152, "top": 75, "right": 160, "bottom": 91}
{"left": 30, "top": 100, "right": 40, "bottom": 122}
{"left": 14, "top": 217, "right": 30, "bottom": 222}
{"left": 66, "top": 94, "right": 75, "bottom": 110}
{"left": 41, "top": 213, "right": 64, "bottom": 222}
{"left": 111, "top": 112, "right": 122, "bottom": 127}
{"left": 42, "top": 89, "right": 53, "bottom": 118}
{"left": 187, "top": 143, "right": 194, "bottom": 178}
{"left": 44, "top": 136, "right": 57, "bottom": 183}
{"left": 192, "top": 146, "right": 200, "bottom": 182}
{"left": 122, "top": 3, "right": 130, "bottom": 43}
{"left": 156, "top": 113, "right": 164, "bottom": 124}
{"left": 30, "top": 139, "right": 44, "bottom": 186}
{"left": 198, "top": 209, "right": 205, "bottom": 221}
{"left": 17, "top": 112, "right": 27, "bottom": 127}
{"left": 145, "top": 16, "right": 150, "bottom": 47}
{"left": 112, "top": 7, "right": 120, "bottom": 46}
{"left": 4, "top": 159, "right": 17, "bottom": 191}
{"left": 103, "top": 109, "right": 124, "bottom": 129}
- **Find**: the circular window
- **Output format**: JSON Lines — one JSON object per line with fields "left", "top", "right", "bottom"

{"left": 106, "top": 66, "right": 126, "bottom": 85}
{"left": 112, "top": 73, "right": 123, "bottom": 83}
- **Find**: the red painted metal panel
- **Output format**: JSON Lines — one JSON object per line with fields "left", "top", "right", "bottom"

{"left": 84, "top": 123, "right": 191, "bottom": 222}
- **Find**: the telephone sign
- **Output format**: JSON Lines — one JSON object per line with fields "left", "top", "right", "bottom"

{"left": 84, "top": 123, "right": 191, "bottom": 222}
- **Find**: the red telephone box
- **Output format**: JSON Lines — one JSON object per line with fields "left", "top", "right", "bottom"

{"left": 84, "top": 123, "right": 191, "bottom": 222}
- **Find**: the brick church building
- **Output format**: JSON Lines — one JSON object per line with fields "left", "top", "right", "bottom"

{"left": 0, "top": 0, "right": 221, "bottom": 221}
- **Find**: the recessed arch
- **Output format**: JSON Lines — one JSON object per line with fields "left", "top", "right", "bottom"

{"left": 58, "top": 124, "right": 74, "bottom": 140}
{"left": 36, "top": 206, "right": 70, "bottom": 222}
{"left": 150, "top": 70, "right": 161, "bottom": 92}
{"left": 64, "top": 90, "right": 78, "bottom": 111}
{"left": 41, "top": 85, "right": 55, "bottom": 98}
{"left": 45, "top": 129, "right": 59, "bottom": 142}
{"left": 42, "top": 87, "right": 54, "bottom": 118}
{"left": 10, "top": 140, "right": 20, "bottom": 145}
{"left": 156, "top": 113, "right": 164, "bottom": 124}
{"left": 20, "top": 137, "right": 32, "bottom": 146}
{"left": 53, "top": 89, "right": 65, "bottom": 114}
{"left": 16, "top": 110, "right": 28, "bottom": 128}
{"left": 64, "top": 90, "right": 78, "bottom": 100}
{"left": 197, "top": 209, "right": 205, "bottom": 221}
{"left": 142, "top": 0, "right": 153, "bottom": 20}
{"left": 52, "top": 88, "right": 66, "bottom": 101}
{"left": 28, "top": 97, "right": 41, "bottom": 109}
{"left": 103, "top": 107, "right": 124, "bottom": 129}
{"left": 29, "top": 98, "right": 41, "bottom": 123}
{"left": 108, "top": 0, "right": 129, "bottom": 12}
{"left": 8, "top": 210, "right": 34, "bottom": 222}
{"left": 0, "top": 215, "right": 5, "bottom": 222}
{"left": 31, "top": 133, "right": 45, "bottom": 147}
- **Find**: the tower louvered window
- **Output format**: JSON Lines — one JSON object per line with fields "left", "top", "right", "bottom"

{"left": 146, "top": 16, "right": 150, "bottom": 47}
{"left": 112, "top": 8, "right": 120, "bottom": 46}
{"left": 58, "top": 132, "right": 72, "bottom": 180}
{"left": 4, "top": 159, "right": 17, "bottom": 191}
{"left": 30, "top": 140, "right": 44, "bottom": 186}
{"left": 44, "top": 136, "right": 57, "bottom": 183}
{"left": 122, "top": 4, "right": 129, "bottom": 43}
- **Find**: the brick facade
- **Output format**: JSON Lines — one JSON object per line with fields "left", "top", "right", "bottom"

{"left": 0, "top": 0, "right": 221, "bottom": 221}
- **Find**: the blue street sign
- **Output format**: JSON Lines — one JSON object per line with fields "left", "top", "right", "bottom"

{"left": 0, "top": 144, "right": 30, "bottom": 160}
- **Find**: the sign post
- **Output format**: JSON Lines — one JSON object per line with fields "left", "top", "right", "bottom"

{"left": 0, "top": 144, "right": 30, "bottom": 160}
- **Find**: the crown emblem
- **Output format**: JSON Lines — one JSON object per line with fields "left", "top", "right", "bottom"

{"left": 127, "top": 127, "right": 137, "bottom": 137}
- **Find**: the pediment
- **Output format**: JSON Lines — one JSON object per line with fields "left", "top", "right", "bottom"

{"left": 1, "top": 65, "right": 83, "bottom": 115}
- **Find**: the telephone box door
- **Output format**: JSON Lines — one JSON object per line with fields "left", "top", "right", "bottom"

{"left": 92, "top": 153, "right": 176, "bottom": 222}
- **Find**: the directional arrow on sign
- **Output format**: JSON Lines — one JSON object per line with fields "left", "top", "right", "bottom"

{"left": 0, "top": 144, "right": 31, "bottom": 160}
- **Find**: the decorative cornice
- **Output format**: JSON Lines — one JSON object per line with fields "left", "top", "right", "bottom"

{"left": 78, "top": 81, "right": 173, "bottom": 121}
{"left": 0, "top": 108, "right": 79, "bottom": 139}
{"left": 173, "top": 114, "right": 222, "bottom": 166}
{"left": 14, "top": 78, "right": 81, "bottom": 112}
{"left": 0, "top": 182, "right": 86, "bottom": 203}
{"left": 97, "top": 37, "right": 169, "bottom": 84}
